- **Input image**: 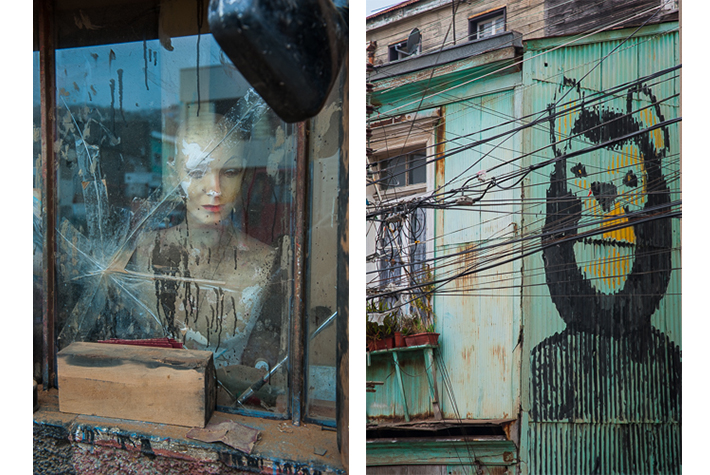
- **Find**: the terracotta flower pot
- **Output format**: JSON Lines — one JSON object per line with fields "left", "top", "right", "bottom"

{"left": 404, "top": 332, "right": 440, "bottom": 347}
{"left": 394, "top": 331, "right": 406, "bottom": 347}
{"left": 368, "top": 336, "right": 395, "bottom": 351}
{"left": 381, "top": 336, "right": 395, "bottom": 350}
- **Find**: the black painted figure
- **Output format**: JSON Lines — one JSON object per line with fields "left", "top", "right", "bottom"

{"left": 529, "top": 81, "right": 681, "bottom": 474}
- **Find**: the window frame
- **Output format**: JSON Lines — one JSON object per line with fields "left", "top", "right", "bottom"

{"left": 366, "top": 111, "right": 439, "bottom": 305}
{"left": 468, "top": 7, "right": 507, "bottom": 42}
{"left": 34, "top": 0, "right": 341, "bottom": 430}
{"left": 388, "top": 34, "right": 421, "bottom": 62}
{"left": 376, "top": 200, "right": 430, "bottom": 315}
{"left": 378, "top": 149, "right": 428, "bottom": 192}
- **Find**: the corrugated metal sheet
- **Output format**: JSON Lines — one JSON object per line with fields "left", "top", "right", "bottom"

{"left": 527, "top": 422, "right": 681, "bottom": 474}
{"left": 367, "top": 86, "right": 524, "bottom": 423}
{"left": 434, "top": 89, "right": 522, "bottom": 421}
{"left": 366, "top": 349, "right": 436, "bottom": 421}
{"left": 521, "top": 24, "right": 681, "bottom": 475}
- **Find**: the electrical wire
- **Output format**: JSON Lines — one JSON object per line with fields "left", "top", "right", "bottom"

{"left": 365, "top": 1, "right": 681, "bottom": 345}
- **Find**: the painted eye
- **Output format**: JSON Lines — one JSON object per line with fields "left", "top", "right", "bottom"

{"left": 570, "top": 163, "right": 587, "bottom": 178}
{"left": 222, "top": 168, "right": 240, "bottom": 177}
{"left": 186, "top": 169, "right": 206, "bottom": 179}
{"left": 623, "top": 170, "right": 638, "bottom": 188}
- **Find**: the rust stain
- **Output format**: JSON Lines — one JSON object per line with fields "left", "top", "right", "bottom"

{"left": 455, "top": 243, "right": 478, "bottom": 293}
{"left": 435, "top": 110, "right": 446, "bottom": 186}
{"left": 460, "top": 345, "right": 473, "bottom": 362}
{"left": 491, "top": 344, "right": 506, "bottom": 367}
{"left": 502, "top": 420, "right": 516, "bottom": 441}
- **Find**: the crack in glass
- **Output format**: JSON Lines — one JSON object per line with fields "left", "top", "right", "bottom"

{"left": 54, "top": 82, "right": 291, "bottom": 410}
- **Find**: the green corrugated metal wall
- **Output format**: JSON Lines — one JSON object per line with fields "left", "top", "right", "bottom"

{"left": 520, "top": 23, "right": 681, "bottom": 475}
{"left": 436, "top": 90, "right": 522, "bottom": 421}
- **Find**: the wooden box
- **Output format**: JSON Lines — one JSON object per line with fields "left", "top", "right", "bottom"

{"left": 58, "top": 342, "right": 216, "bottom": 428}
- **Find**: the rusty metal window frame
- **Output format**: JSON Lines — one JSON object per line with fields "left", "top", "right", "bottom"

{"left": 35, "top": 0, "right": 313, "bottom": 427}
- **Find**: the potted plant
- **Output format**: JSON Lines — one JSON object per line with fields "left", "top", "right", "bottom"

{"left": 382, "top": 313, "right": 406, "bottom": 348}
{"left": 367, "top": 300, "right": 398, "bottom": 351}
{"left": 366, "top": 320, "right": 384, "bottom": 351}
{"left": 380, "top": 313, "right": 400, "bottom": 349}
{"left": 402, "top": 266, "right": 439, "bottom": 346}
{"left": 403, "top": 318, "right": 439, "bottom": 347}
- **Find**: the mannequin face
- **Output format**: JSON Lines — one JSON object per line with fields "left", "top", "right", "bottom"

{"left": 177, "top": 119, "right": 246, "bottom": 227}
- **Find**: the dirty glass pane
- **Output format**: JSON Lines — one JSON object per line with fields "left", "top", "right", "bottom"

{"left": 53, "top": 7, "right": 296, "bottom": 416}
{"left": 304, "top": 73, "right": 344, "bottom": 424}
{"left": 33, "top": 50, "right": 43, "bottom": 384}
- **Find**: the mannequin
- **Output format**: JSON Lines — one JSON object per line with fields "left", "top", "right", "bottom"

{"left": 133, "top": 112, "right": 282, "bottom": 374}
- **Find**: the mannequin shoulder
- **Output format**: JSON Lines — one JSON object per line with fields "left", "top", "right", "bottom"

{"left": 236, "top": 233, "right": 278, "bottom": 269}
{"left": 238, "top": 232, "right": 274, "bottom": 254}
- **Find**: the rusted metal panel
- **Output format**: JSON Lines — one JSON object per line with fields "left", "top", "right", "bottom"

{"left": 520, "top": 25, "right": 681, "bottom": 475}
{"left": 366, "top": 438, "right": 517, "bottom": 468}
{"left": 366, "top": 349, "right": 436, "bottom": 421}
{"left": 367, "top": 62, "right": 524, "bottom": 425}
{"left": 433, "top": 89, "right": 522, "bottom": 421}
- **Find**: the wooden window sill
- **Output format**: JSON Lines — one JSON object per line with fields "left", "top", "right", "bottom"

{"left": 34, "top": 388, "right": 345, "bottom": 474}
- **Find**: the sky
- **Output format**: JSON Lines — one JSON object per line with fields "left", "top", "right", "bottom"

{"left": 367, "top": 0, "right": 406, "bottom": 16}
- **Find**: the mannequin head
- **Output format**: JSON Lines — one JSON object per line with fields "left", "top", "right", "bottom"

{"left": 174, "top": 113, "right": 247, "bottom": 228}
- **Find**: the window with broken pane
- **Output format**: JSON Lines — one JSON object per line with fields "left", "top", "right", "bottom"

{"left": 47, "top": 0, "right": 304, "bottom": 417}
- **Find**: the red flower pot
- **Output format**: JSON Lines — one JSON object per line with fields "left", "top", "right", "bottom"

{"left": 394, "top": 331, "right": 406, "bottom": 348}
{"left": 404, "top": 332, "right": 440, "bottom": 347}
{"left": 368, "top": 336, "right": 395, "bottom": 351}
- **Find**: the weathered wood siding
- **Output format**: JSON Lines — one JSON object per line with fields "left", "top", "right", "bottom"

{"left": 544, "top": 0, "right": 678, "bottom": 37}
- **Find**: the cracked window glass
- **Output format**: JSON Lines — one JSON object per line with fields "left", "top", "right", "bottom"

{"left": 53, "top": 5, "right": 296, "bottom": 415}
{"left": 304, "top": 73, "right": 344, "bottom": 425}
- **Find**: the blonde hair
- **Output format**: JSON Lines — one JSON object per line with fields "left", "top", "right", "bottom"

{"left": 162, "top": 112, "right": 248, "bottom": 195}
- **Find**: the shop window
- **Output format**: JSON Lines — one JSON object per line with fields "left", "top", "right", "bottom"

{"left": 469, "top": 8, "right": 506, "bottom": 41}
{"left": 34, "top": 0, "right": 342, "bottom": 427}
